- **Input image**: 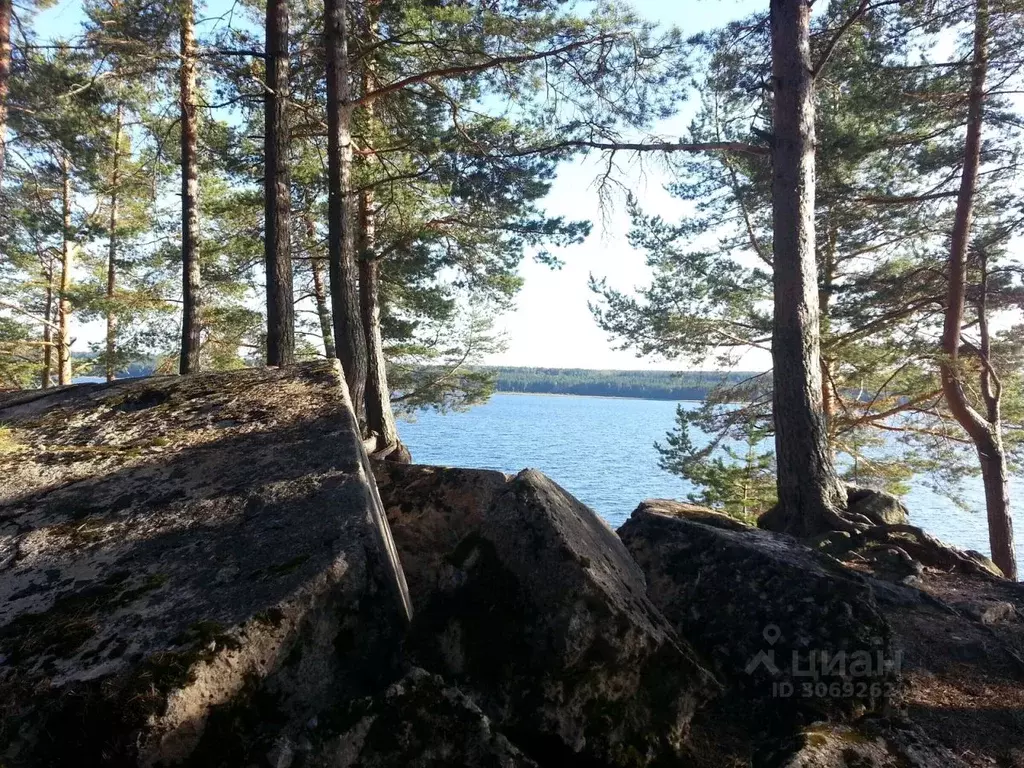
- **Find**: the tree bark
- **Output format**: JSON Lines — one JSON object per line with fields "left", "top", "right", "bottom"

{"left": 307, "top": 216, "right": 336, "bottom": 358}
{"left": 937, "top": 0, "right": 1015, "bottom": 579}
{"left": 312, "top": 256, "right": 336, "bottom": 359}
{"left": 41, "top": 257, "right": 54, "bottom": 389}
{"left": 359, "top": 192, "right": 398, "bottom": 449}
{"left": 977, "top": 429, "right": 1016, "bottom": 578}
{"left": 768, "top": 0, "right": 847, "bottom": 535}
{"left": 324, "top": 0, "right": 367, "bottom": 420}
{"left": 58, "top": 153, "right": 73, "bottom": 386}
{"left": 105, "top": 103, "right": 122, "bottom": 383}
{"left": 819, "top": 216, "right": 837, "bottom": 440}
{"left": 264, "top": 0, "right": 294, "bottom": 366}
{"left": 357, "top": 0, "right": 397, "bottom": 450}
{"left": 975, "top": 251, "right": 1015, "bottom": 578}
{"left": 0, "top": 0, "right": 11, "bottom": 191}
{"left": 179, "top": 0, "right": 202, "bottom": 374}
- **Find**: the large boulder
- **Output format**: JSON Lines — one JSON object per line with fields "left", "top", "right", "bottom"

{"left": 0, "top": 362, "right": 411, "bottom": 767}
{"left": 373, "top": 462, "right": 510, "bottom": 607}
{"left": 378, "top": 464, "right": 717, "bottom": 766}
{"left": 845, "top": 487, "right": 908, "bottom": 527}
{"left": 619, "top": 501, "right": 898, "bottom": 725}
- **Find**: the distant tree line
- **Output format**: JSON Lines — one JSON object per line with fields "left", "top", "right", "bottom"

{"left": 488, "top": 367, "right": 755, "bottom": 401}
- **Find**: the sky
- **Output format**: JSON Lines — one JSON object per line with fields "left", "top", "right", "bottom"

{"left": 486, "top": 0, "right": 770, "bottom": 371}
{"left": 32, "top": 0, "right": 771, "bottom": 372}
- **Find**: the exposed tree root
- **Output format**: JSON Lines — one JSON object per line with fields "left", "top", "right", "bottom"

{"left": 368, "top": 438, "right": 412, "bottom": 464}
{"left": 850, "top": 524, "right": 1002, "bottom": 578}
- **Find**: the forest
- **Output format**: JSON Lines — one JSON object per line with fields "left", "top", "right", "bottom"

{"left": 0, "top": 0, "right": 1021, "bottom": 580}
{"left": 490, "top": 367, "right": 754, "bottom": 400}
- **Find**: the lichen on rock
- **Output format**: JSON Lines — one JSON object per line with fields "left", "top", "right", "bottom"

{"left": 0, "top": 361, "right": 410, "bottom": 767}
{"left": 619, "top": 500, "right": 898, "bottom": 725}
{"left": 309, "top": 667, "right": 539, "bottom": 767}
{"left": 386, "top": 466, "right": 718, "bottom": 766}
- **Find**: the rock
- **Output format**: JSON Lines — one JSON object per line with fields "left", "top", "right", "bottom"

{"left": 372, "top": 462, "right": 510, "bottom": 607}
{"left": 619, "top": 502, "right": 898, "bottom": 724}
{"left": 637, "top": 498, "right": 752, "bottom": 531}
{"left": 266, "top": 737, "right": 295, "bottom": 768}
{"left": 809, "top": 531, "right": 853, "bottom": 555}
{"left": 846, "top": 487, "right": 909, "bottom": 526}
{"left": 394, "top": 467, "right": 717, "bottom": 766}
{"left": 0, "top": 362, "right": 411, "bottom": 767}
{"left": 958, "top": 600, "right": 1018, "bottom": 626}
{"left": 964, "top": 550, "right": 1004, "bottom": 578}
{"left": 308, "top": 668, "right": 537, "bottom": 767}
{"left": 767, "top": 718, "right": 969, "bottom": 768}
{"left": 864, "top": 545, "right": 924, "bottom": 578}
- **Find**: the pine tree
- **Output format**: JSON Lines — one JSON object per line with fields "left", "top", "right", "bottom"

{"left": 179, "top": 0, "right": 202, "bottom": 373}
{"left": 593, "top": 0, "right": 1023, "bottom": 537}
{"left": 937, "top": 0, "right": 1018, "bottom": 578}
{"left": 264, "top": 0, "right": 294, "bottom": 366}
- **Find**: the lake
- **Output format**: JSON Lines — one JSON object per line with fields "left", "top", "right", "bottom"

{"left": 397, "top": 392, "right": 1024, "bottom": 568}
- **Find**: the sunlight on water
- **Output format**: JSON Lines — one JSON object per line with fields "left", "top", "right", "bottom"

{"left": 398, "top": 393, "right": 1023, "bottom": 568}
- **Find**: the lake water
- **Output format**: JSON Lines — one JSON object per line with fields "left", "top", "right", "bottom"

{"left": 397, "top": 392, "right": 1024, "bottom": 568}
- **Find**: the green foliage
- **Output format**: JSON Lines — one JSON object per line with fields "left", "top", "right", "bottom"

{"left": 0, "top": 318, "right": 42, "bottom": 389}
{"left": 656, "top": 407, "right": 776, "bottom": 523}
{"left": 389, "top": 310, "right": 504, "bottom": 415}
{"left": 590, "top": 0, "right": 1024, "bottom": 515}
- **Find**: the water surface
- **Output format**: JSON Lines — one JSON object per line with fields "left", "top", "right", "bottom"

{"left": 398, "top": 393, "right": 1023, "bottom": 567}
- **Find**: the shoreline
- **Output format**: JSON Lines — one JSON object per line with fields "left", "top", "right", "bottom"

{"left": 493, "top": 390, "right": 705, "bottom": 403}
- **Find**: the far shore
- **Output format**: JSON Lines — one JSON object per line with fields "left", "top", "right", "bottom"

{"left": 493, "top": 390, "right": 706, "bottom": 403}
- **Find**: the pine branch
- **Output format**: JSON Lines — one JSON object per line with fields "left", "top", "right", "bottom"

{"left": 0, "top": 300, "right": 61, "bottom": 332}
{"left": 812, "top": 0, "right": 908, "bottom": 78}
{"left": 356, "top": 34, "right": 620, "bottom": 106}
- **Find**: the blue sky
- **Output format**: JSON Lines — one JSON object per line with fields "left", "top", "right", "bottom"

{"left": 495, "top": 0, "right": 770, "bottom": 371}
{"left": 34, "top": 0, "right": 770, "bottom": 371}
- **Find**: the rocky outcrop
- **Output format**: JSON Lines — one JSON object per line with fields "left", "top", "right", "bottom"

{"left": 377, "top": 464, "right": 718, "bottom": 766}
{"left": 4, "top": 363, "right": 1020, "bottom": 768}
{"left": 373, "top": 462, "right": 510, "bottom": 607}
{"left": 0, "top": 362, "right": 410, "bottom": 767}
{"left": 618, "top": 501, "right": 897, "bottom": 724}
{"left": 768, "top": 719, "right": 969, "bottom": 768}
{"left": 309, "top": 668, "right": 538, "bottom": 767}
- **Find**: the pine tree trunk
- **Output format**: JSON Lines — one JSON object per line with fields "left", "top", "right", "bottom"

{"left": 819, "top": 220, "right": 836, "bottom": 440}
{"left": 977, "top": 251, "right": 1016, "bottom": 578}
{"left": 978, "top": 430, "right": 1017, "bottom": 578}
{"left": 359, "top": 191, "right": 398, "bottom": 449}
{"left": 0, "top": 0, "right": 11, "bottom": 190}
{"left": 58, "top": 154, "right": 73, "bottom": 386}
{"left": 106, "top": 103, "right": 122, "bottom": 383}
{"left": 820, "top": 359, "right": 836, "bottom": 440}
{"left": 311, "top": 256, "right": 336, "bottom": 359}
{"left": 324, "top": 0, "right": 367, "bottom": 420}
{"left": 937, "top": 0, "right": 1015, "bottom": 579}
{"left": 307, "top": 216, "right": 336, "bottom": 358}
{"left": 357, "top": 0, "right": 397, "bottom": 450}
{"left": 768, "top": 0, "right": 847, "bottom": 535}
{"left": 179, "top": 0, "right": 202, "bottom": 374}
{"left": 264, "top": 0, "right": 294, "bottom": 366}
{"left": 41, "top": 257, "right": 54, "bottom": 389}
